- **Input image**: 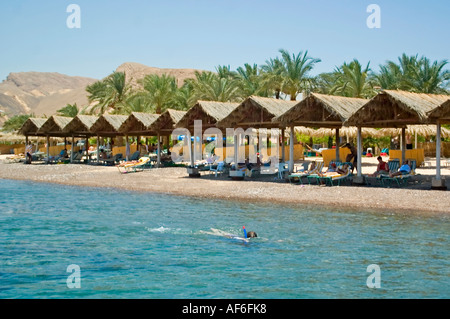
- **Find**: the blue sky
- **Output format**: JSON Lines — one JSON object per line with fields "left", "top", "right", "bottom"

{"left": 0, "top": 0, "right": 449, "bottom": 81}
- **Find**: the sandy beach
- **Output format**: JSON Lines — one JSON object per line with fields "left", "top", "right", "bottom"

{"left": 1, "top": 155, "right": 449, "bottom": 216}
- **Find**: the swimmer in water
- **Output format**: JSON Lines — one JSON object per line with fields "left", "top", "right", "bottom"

{"left": 246, "top": 231, "right": 257, "bottom": 238}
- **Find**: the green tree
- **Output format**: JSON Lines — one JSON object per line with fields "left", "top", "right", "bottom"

{"left": 374, "top": 54, "right": 449, "bottom": 94}
{"left": 331, "top": 59, "right": 375, "bottom": 98}
{"left": 57, "top": 103, "right": 79, "bottom": 117}
{"left": 86, "top": 71, "right": 132, "bottom": 114}
{"left": 236, "top": 63, "right": 268, "bottom": 97}
{"left": 189, "top": 71, "right": 241, "bottom": 102}
{"left": 141, "top": 74, "right": 177, "bottom": 114}
{"left": 278, "top": 49, "right": 321, "bottom": 100}
{"left": 2, "top": 114, "right": 33, "bottom": 132}
{"left": 260, "top": 57, "right": 284, "bottom": 99}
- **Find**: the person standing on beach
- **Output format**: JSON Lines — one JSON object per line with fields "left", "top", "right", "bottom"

{"left": 344, "top": 143, "right": 358, "bottom": 173}
{"left": 406, "top": 134, "right": 413, "bottom": 150}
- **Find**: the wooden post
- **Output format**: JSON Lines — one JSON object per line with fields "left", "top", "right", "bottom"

{"left": 157, "top": 132, "right": 161, "bottom": 168}
{"left": 281, "top": 128, "right": 285, "bottom": 163}
{"left": 97, "top": 134, "right": 100, "bottom": 164}
{"left": 126, "top": 135, "right": 129, "bottom": 161}
{"left": 46, "top": 135, "right": 50, "bottom": 164}
{"left": 289, "top": 125, "right": 294, "bottom": 173}
{"left": 71, "top": 135, "right": 74, "bottom": 163}
{"left": 436, "top": 122, "right": 441, "bottom": 181}
{"left": 335, "top": 128, "right": 340, "bottom": 162}
{"left": 357, "top": 127, "right": 362, "bottom": 177}
{"left": 85, "top": 136, "right": 89, "bottom": 164}
{"left": 401, "top": 127, "right": 406, "bottom": 163}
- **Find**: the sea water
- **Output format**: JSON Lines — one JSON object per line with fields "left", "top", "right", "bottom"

{"left": 0, "top": 179, "right": 448, "bottom": 299}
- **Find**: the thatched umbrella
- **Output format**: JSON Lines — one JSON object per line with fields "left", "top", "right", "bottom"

{"left": 176, "top": 101, "right": 239, "bottom": 167}
{"left": 378, "top": 125, "right": 450, "bottom": 139}
{"left": 216, "top": 96, "right": 298, "bottom": 166}
{"left": 345, "top": 90, "right": 449, "bottom": 180}
{"left": 311, "top": 127, "right": 380, "bottom": 139}
{"left": 273, "top": 93, "right": 368, "bottom": 171}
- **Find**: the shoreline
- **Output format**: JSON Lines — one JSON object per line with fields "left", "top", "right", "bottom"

{"left": 1, "top": 160, "right": 449, "bottom": 217}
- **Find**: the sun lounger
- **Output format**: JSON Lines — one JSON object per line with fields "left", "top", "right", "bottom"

{"left": 116, "top": 157, "right": 150, "bottom": 174}
{"left": 316, "top": 165, "right": 352, "bottom": 186}
{"left": 288, "top": 162, "right": 324, "bottom": 185}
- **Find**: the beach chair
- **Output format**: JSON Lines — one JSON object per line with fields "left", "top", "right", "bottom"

{"left": 316, "top": 164, "right": 352, "bottom": 186}
{"left": 380, "top": 160, "right": 413, "bottom": 187}
{"left": 128, "top": 151, "right": 140, "bottom": 161}
{"left": 116, "top": 157, "right": 150, "bottom": 174}
{"left": 209, "top": 161, "right": 225, "bottom": 177}
{"left": 71, "top": 152, "right": 83, "bottom": 163}
{"left": 288, "top": 161, "right": 311, "bottom": 184}
{"left": 277, "top": 162, "right": 289, "bottom": 179}
{"left": 103, "top": 153, "right": 123, "bottom": 166}
{"left": 304, "top": 162, "right": 326, "bottom": 185}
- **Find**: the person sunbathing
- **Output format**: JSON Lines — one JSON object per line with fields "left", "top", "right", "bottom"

{"left": 370, "top": 156, "right": 389, "bottom": 177}
{"left": 389, "top": 161, "right": 411, "bottom": 177}
{"left": 319, "top": 164, "right": 349, "bottom": 177}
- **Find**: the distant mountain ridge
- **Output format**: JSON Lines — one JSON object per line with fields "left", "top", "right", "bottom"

{"left": 0, "top": 63, "right": 206, "bottom": 126}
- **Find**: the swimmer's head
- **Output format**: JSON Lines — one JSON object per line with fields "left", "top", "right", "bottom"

{"left": 247, "top": 231, "right": 257, "bottom": 238}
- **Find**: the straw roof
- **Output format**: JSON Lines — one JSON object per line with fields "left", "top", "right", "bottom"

{"left": 90, "top": 114, "right": 128, "bottom": 137}
{"left": 38, "top": 116, "right": 73, "bottom": 136}
{"left": 427, "top": 98, "right": 450, "bottom": 124}
{"left": 311, "top": 127, "right": 380, "bottom": 138}
{"left": 118, "top": 112, "right": 159, "bottom": 135}
{"left": 378, "top": 125, "right": 450, "bottom": 138}
{"left": 176, "top": 101, "right": 239, "bottom": 129}
{"left": 18, "top": 118, "right": 47, "bottom": 136}
{"left": 273, "top": 93, "right": 367, "bottom": 128}
{"left": 63, "top": 115, "right": 99, "bottom": 136}
{"left": 217, "top": 96, "right": 297, "bottom": 129}
{"left": 345, "top": 90, "right": 449, "bottom": 127}
{"left": 149, "top": 109, "right": 187, "bottom": 134}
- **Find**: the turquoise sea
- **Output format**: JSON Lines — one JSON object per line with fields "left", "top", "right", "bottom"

{"left": 0, "top": 179, "right": 448, "bottom": 299}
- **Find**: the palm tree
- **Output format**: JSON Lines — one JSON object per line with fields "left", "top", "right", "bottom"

{"left": 374, "top": 54, "right": 449, "bottom": 94}
{"left": 86, "top": 71, "right": 132, "bottom": 114}
{"left": 116, "top": 92, "right": 153, "bottom": 114}
{"left": 331, "top": 59, "right": 375, "bottom": 98}
{"left": 408, "top": 57, "right": 449, "bottom": 94}
{"left": 172, "top": 82, "right": 195, "bottom": 110}
{"left": 278, "top": 49, "right": 321, "bottom": 100}
{"left": 141, "top": 74, "right": 177, "bottom": 114}
{"left": 236, "top": 63, "right": 268, "bottom": 98}
{"left": 189, "top": 71, "right": 241, "bottom": 102}
{"left": 2, "top": 114, "right": 33, "bottom": 132}
{"left": 260, "top": 57, "right": 284, "bottom": 99}
{"left": 57, "top": 103, "right": 79, "bottom": 117}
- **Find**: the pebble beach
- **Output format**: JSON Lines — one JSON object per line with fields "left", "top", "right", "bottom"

{"left": 1, "top": 155, "right": 449, "bottom": 216}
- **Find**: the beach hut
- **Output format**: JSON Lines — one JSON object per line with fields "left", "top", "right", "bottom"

{"left": 426, "top": 97, "right": 450, "bottom": 189}
{"left": 215, "top": 96, "right": 298, "bottom": 172}
{"left": 273, "top": 93, "right": 368, "bottom": 172}
{"left": 63, "top": 115, "right": 99, "bottom": 163}
{"left": 175, "top": 101, "right": 239, "bottom": 170}
{"left": 17, "top": 118, "right": 48, "bottom": 157}
{"left": 345, "top": 90, "right": 449, "bottom": 185}
{"left": 118, "top": 112, "right": 160, "bottom": 161}
{"left": 90, "top": 114, "right": 129, "bottom": 160}
{"left": 148, "top": 109, "right": 187, "bottom": 167}
{"left": 37, "top": 116, "right": 73, "bottom": 161}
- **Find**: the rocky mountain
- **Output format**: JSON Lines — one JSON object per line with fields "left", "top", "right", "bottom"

{"left": 116, "top": 62, "right": 203, "bottom": 88}
{"left": 0, "top": 63, "right": 206, "bottom": 126}
{"left": 0, "top": 72, "right": 97, "bottom": 124}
